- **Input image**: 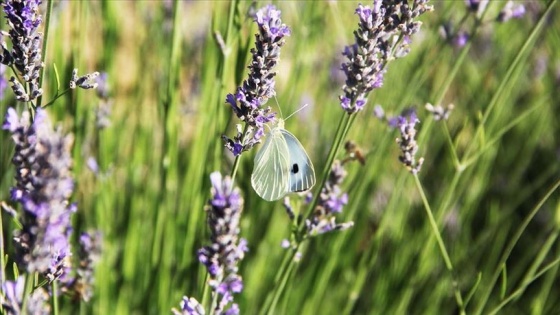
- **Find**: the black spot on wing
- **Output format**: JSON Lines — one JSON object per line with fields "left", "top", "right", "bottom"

{"left": 291, "top": 163, "right": 299, "bottom": 174}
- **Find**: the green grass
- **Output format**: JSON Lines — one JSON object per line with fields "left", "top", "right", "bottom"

{"left": 1, "top": 0, "right": 560, "bottom": 314}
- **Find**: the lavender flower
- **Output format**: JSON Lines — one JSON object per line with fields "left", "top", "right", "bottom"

{"left": 197, "top": 172, "right": 247, "bottom": 314}
{"left": 464, "top": 0, "right": 488, "bottom": 14}
{"left": 497, "top": 1, "right": 526, "bottom": 22}
{"left": 306, "top": 161, "right": 354, "bottom": 236}
{"left": 172, "top": 296, "right": 206, "bottom": 315}
{"left": 1, "top": 276, "right": 51, "bottom": 315}
{"left": 223, "top": 5, "right": 291, "bottom": 156}
{"left": 1, "top": 0, "right": 44, "bottom": 102}
{"left": 395, "top": 111, "right": 424, "bottom": 174}
{"left": 60, "top": 231, "right": 103, "bottom": 301}
{"left": 339, "top": 1, "right": 433, "bottom": 114}
{"left": 0, "top": 63, "right": 7, "bottom": 100}
{"left": 2, "top": 107, "right": 75, "bottom": 280}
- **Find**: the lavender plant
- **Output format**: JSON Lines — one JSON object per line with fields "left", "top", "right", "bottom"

{"left": 3, "top": 107, "right": 75, "bottom": 278}
{"left": 0, "top": 0, "right": 44, "bottom": 103}
{"left": 339, "top": 0, "right": 433, "bottom": 114}
{"left": 222, "top": 4, "right": 290, "bottom": 157}
{"left": 177, "top": 172, "right": 246, "bottom": 314}
{"left": 0, "top": 0, "right": 102, "bottom": 312}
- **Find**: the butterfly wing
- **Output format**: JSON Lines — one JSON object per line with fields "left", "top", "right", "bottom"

{"left": 280, "top": 129, "right": 316, "bottom": 193}
{"left": 251, "top": 128, "right": 291, "bottom": 201}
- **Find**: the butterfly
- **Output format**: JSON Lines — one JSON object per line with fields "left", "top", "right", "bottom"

{"left": 251, "top": 119, "right": 316, "bottom": 201}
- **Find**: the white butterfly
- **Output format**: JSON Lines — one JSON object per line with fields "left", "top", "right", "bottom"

{"left": 251, "top": 119, "right": 316, "bottom": 201}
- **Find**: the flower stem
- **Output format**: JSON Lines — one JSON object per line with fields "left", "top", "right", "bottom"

{"left": 36, "top": 0, "right": 53, "bottom": 108}
{"left": 413, "top": 174, "right": 465, "bottom": 313}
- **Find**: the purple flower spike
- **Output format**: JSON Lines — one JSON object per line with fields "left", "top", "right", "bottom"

{"left": 307, "top": 161, "right": 354, "bottom": 236}
{"left": 1, "top": 0, "right": 44, "bottom": 101}
{"left": 3, "top": 108, "right": 75, "bottom": 280}
{"left": 339, "top": 0, "right": 433, "bottom": 114}
{"left": 395, "top": 111, "right": 424, "bottom": 174}
{"left": 197, "top": 172, "right": 246, "bottom": 314}
{"left": 222, "top": 5, "right": 290, "bottom": 156}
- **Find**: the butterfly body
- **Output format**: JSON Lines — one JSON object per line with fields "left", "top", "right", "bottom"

{"left": 251, "top": 119, "right": 316, "bottom": 201}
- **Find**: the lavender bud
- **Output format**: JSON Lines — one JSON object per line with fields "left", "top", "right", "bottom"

{"left": 2, "top": 0, "right": 44, "bottom": 101}
{"left": 197, "top": 172, "right": 247, "bottom": 314}
{"left": 2, "top": 107, "right": 76, "bottom": 279}
{"left": 497, "top": 1, "right": 526, "bottom": 22}
{"left": 172, "top": 296, "right": 206, "bottom": 315}
{"left": 223, "top": 5, "right": 290, "bottom": 156}
{"left": 464, "top": 0, "right": 488, "bottom": 14}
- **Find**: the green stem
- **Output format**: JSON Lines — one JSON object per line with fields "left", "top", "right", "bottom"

{"left": 473, "top": 178, "right": 560, "bottom": 315}
{"left": 413, "top": 174, "right": 464, "bottom": 313}
{"left": 488, "top": 255, "right": 560, "bottom": 315}
{"left": 462, "top": 0, "right": 557, "bottom": 162}
{"left": 20, "top": 274, "right": 34, "bottom": 314}
{"left": 0, "top": 207, "right": 5, "bottom": 284}
{"left": 298, "top": 112, "right": 351, "bottom": 237}
{"left": 51, "top": 281, "right": 59, "bottom": 315}
{"left": 36, "top": 0, "right": 53, "bottom": 108}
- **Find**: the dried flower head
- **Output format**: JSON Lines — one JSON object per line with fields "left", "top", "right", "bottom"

{"left": 3, "top": 107, "right": 75, "bottom": 279}
{"left": 69, "top": 69, "right": 99, "bottom": 90}
{"left": 223, "top": 5, "right": 290, "bottom": 156}
{"left": 339, "top": 0, "right": 433, "bottom": 114}
{"left": 197, "top": 172, "right": 247, "bottom": 314}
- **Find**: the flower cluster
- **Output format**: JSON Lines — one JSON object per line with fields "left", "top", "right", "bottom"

{"left": 2, "top": 107, "right": 76, "bottom": 279}
{"left": 394, "top": 111, "right": 424, "bottom": 174}
{"left": 339, "top": 0, "right": 433, "bottom": 114}
{"left": 223, "top": 5, "right": 291, "bottom": 156}
{"left": 0, "top": 0, "right": 44, "bottom": 102}
{"left": 305, "top": 161, "right": 354, "bottom": 236}
{"left": 197, "top": 172, "right": 247, "bottom": 314}
{"left": 60, "top": 231, "right": 103, "bottom": 302}
{"left": 1, "top": 276, "right": 50, "bottom": 314}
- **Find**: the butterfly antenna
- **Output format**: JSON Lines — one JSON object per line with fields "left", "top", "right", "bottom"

{"left": 285, "top": 103, "right": 310, "bottom": 121}
{"left": 273, "top": 95, "right": 284, "bottom": 119}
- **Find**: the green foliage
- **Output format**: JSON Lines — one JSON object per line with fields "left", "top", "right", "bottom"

{"left": 1, "top": 1, "right": 560, "bottom": 314}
